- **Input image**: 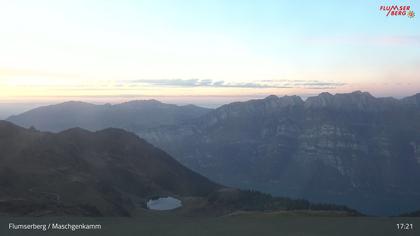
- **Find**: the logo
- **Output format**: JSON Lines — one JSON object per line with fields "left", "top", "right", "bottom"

{"left": 407, "top": 10, "right": 415, "bottom": 18}
{"left": 379, "top": 5, "right": 415, "bottom": 18}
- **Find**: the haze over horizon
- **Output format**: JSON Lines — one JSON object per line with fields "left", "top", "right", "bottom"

{"left": 1, "top": 90, "right": 419, "bottom": 120}
{"left": 1, "top": 0, "right": 419, "bottom": 107}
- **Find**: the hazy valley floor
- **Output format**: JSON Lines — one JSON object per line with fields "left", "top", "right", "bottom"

{"left": 1, "top": 211, "right": 420, "bottom": 236}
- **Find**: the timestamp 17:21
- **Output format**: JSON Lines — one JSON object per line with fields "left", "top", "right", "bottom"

{"left": 397, "top": 223, "right": 414, "bottom": 230}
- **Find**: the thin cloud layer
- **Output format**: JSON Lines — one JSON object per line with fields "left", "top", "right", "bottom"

{"left": 129, "top": 79, "right": 346, "bottom": 89}
{"left": 305, "top": 35, "right": 420, "bottom": 46}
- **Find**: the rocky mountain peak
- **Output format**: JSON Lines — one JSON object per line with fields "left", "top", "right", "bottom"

{"left": 118, "top": 99, "right": 165, "bottom": 108}
{"left": 263, "top": 94, "right": 279, "bottom": 101}
{"left": 402, "top": 93, "right": 420, "bottom": 108}
{"left": 304, "top": 91, "right": 383, "bottom": 110}
{"left": 261, "top": 95, "right": 303, "bottom": 109}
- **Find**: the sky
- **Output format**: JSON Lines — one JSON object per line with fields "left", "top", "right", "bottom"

{"left": 0, "top": 0, "right": 419, "bottom": 113}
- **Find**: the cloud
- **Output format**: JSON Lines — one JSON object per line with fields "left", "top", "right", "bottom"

{"left": 0, "top": 68, "right": 75, "bottom": 78}
{"left": 305, "top": 35, "right": 420, "bottom": 46}
{"left": 130, "top": 79, "right": 274, "bottom": 88}
{"left": 376, "top": 35, "right": 420, "bottom": 45}
{"left": 127, "top": 79, "right": 346, "bottom": 89}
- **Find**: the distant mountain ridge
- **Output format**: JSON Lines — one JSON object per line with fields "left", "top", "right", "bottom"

{"left": 7, "top": 100, "right": 211, "bottom": 132}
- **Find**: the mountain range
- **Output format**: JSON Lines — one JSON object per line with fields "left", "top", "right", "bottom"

{"left": 6, "top": 91, "right": 420, "bottom": 215}
{"left": 0, "top": 121, "right": 356, "bottom": 216}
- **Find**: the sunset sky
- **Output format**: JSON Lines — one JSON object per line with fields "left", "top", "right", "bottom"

{"left": 0, "top": 0, "right": 419, "bottom": 114}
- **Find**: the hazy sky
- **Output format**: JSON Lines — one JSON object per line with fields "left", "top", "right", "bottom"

{"left": 0, "top": 0, "right": 419, "bottom": 106}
